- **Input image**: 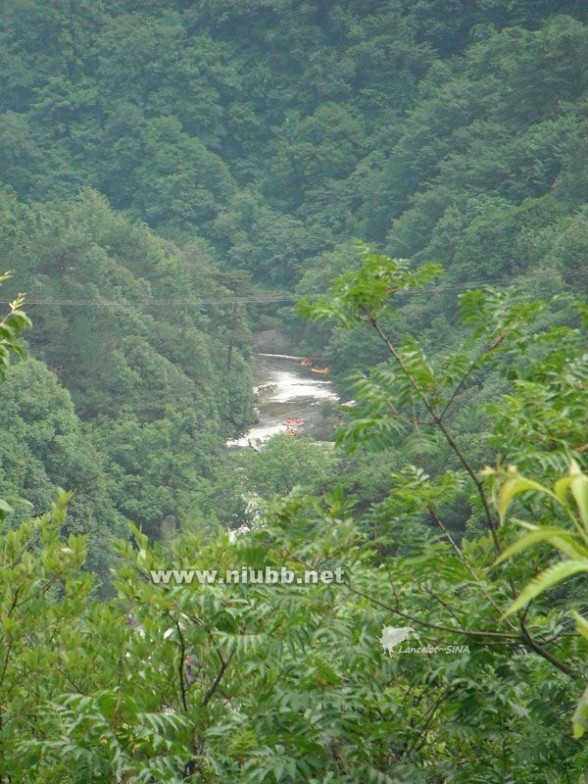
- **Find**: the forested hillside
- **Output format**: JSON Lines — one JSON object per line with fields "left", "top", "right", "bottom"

{"left": 1, "top": 0, "right": 588, "bottom": 285}
{"left": 1, "top": 0, "right": 588, "bottom": 781}
{"left": 0, "top": 188, "right": 253, "bottom": 573}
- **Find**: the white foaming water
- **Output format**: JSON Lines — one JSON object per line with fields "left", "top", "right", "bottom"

{"left": 267, "top": 370, "right": 339, "bottom": 403}
{"left": 226, "top": 355, "right": 339, "bottom": 448}
{"left": 226, "top": 423, "right": 285, "bottom": 448}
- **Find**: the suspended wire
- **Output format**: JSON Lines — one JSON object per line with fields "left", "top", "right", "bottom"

{"left": 0, "top": 272, "right": 583, "bottom": 307}
{"left": 0, "top": 295, "right": 297, "bottom": 306}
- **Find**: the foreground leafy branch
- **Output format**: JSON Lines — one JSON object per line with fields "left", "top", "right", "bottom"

{"left": 300, "top": 245, "right": 584, "bottom": 680}
{"left": 0, "top": 271, "right": 30, "bottom": 381}
{"left": 486, "top": 461, "right": 588, "bottom": 736}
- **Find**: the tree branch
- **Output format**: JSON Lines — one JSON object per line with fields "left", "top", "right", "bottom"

{"left": 367, "top": 314, "right": 501, "bottom": 550}
{"left": 175, "top": 619, "right": 188, "bottom": 712}
{"left": 202, "top": 649, "right": 234, "bottom": 707}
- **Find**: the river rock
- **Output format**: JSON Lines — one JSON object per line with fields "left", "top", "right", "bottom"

{"left": 254, "top": 382, "right": 277, "bottom": 396}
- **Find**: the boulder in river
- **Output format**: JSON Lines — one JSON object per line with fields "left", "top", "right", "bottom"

{"left": 254, "top": 382, "right": 278, "bottom": 396}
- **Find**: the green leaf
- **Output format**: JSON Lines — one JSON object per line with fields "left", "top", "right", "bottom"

{"left": 570, "top": 472, "right": 588, "bottom": 530}
{"left": 497, "top": 477, "right": 548, "bottom": 522}
{"left": 554, "top": 476, "right": 574, "bottom": 506}
{"left": 571, "top": 611, "right": 588, "bottom": 642}
{"left": 572, "top": 685, "right": 588, "bottom": 738}
{"left": 5, "top": 311, "right": 32, "bottom": 329}
{"left": 493, "top": 525, "right": 588, "bottom": 566}
{"left": 505, "top": 560, "right": 588, "bottom": 616}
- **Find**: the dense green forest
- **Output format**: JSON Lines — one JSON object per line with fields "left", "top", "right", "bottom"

{"left": 1, "top": 0, "right": 588, "bottom": 781}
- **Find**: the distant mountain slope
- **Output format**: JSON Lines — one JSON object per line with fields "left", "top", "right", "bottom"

{"left": 0, "top": 1, "right": 586, "bottom": 288}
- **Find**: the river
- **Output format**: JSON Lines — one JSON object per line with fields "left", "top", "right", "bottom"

{"left": 227, "top": 353, "right": 339, "bottom": 448}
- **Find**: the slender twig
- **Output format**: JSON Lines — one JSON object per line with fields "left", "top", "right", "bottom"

{"left": 367, "top": 314, "right": 501, "bottom": 550}
{"left": 439, "top": 360, "right": 479, "bottom": 421}
{"left": 175, "top": 619, "right": 188, "bottom": 712}
{"left": 438, "top": 329, "right": 512, "bottom": 422}
{"left": 202, "top": 650, "right": 234, "bottom": 707}
{"left": 518, "top": 611, "right": 576, "bottom": 677}
{"left": 428, "top": 506, "right": 516, "bottom": 628}
{"left": 53, "top": 666, "right": 88, "bottom": 696}
{"left": 405, "top": 684, "right": 463, "bottom": 758}
{"left": 420, "top": 583, "right": 465, "bottom": 627}
{"left": 0, "top": 641, "right": 13, "bottom": 695}
{"left": 346, "top": 582, "right": 517, "bottom": 640}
